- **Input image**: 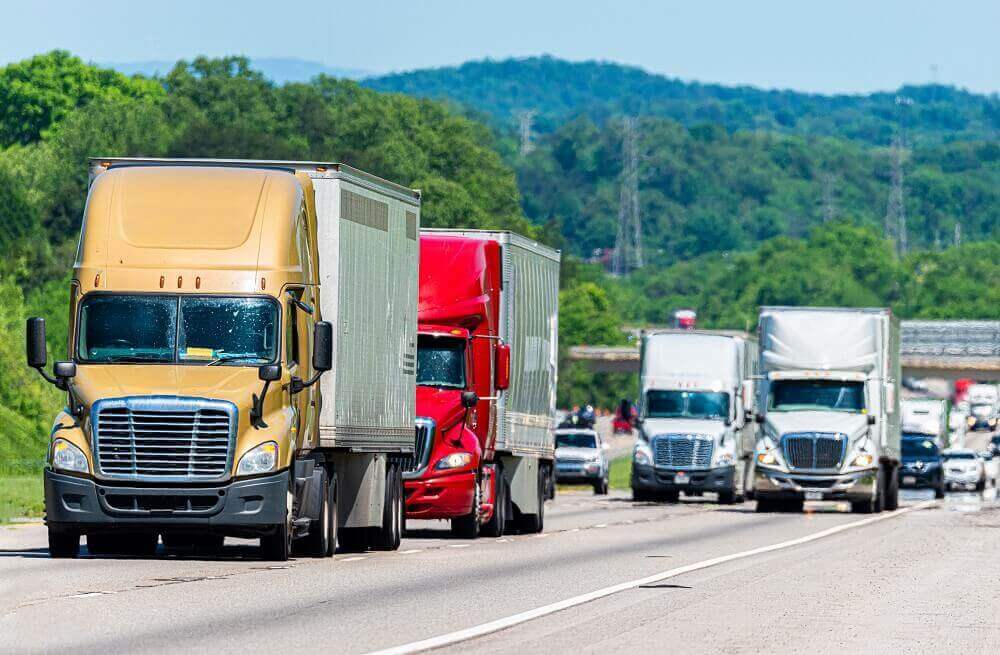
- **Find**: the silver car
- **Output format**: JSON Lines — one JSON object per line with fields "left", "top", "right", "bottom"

{"left": 943, "top": 449, "right": 986, "bottom": 492}
{"left": 555, "top": 428, "right": 610, "bottom": 494}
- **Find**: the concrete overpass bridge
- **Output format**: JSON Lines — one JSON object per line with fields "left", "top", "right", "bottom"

{"left": 568, "top": 320, "right": 1000, "bottom": 381}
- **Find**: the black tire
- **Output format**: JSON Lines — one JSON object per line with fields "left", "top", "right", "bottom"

{"left": 372, "top": 464, "right": 403, "bottom": 551}
{"left": 515, "top": 466, "right": 546, "bottom": 534}
{"left": 976, "top": 478, "right": 986, "bottom": 493}
{"left": 48, "top": 528, "right": 79, "bottom": 558}
{"left": 594, "top": 478, "right": 609, "bottom": 495}
{"left": 481, "top": 468, "right": 508, "bottom": 537}
{"left": 451, "top": 475, "right": 481, "bottom": 539}
{"left": 935, "top": 482, "right": 946, "bottom": 499}
{"left": 884, "top": 465, "right": 900, "bottom": 511}
{"left": 260, "top": 519, "right": 291, "bottom": 561}
{"left": 337, "top": 527, "right": 369, "bottom": 553}
{"left": 299, "top": 468, "right": 337, "bottom": 557}
{"left": 718, "top": 489, "right": 736, "bottom": 505}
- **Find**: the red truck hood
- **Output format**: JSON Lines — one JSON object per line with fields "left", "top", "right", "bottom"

{"left": 416, "top": 385, "right": 466, "bottom": 433}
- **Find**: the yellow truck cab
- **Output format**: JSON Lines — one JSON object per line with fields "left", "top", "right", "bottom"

{"left": 28, "top": 159, "right": 419, "bottom": 560}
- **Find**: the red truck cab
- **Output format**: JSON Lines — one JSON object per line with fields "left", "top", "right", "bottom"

{"left": 404, "top": 235, "right": 510, "bottom": 537}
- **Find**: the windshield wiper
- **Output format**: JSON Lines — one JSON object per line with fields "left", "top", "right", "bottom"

{"left": 206, "top": 354, "right": 267, "bottom": 366}
{"left": 102, "top": 355, "right": 169, "bottom": 363}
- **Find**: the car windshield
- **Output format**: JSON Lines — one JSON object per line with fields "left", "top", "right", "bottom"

{"left": 945, "top": 452, "right": 976, "bottom": 460}
{"left": 902, "top": 438, "right": 939, "bottom": 458}
{"left": 78, "top": 295, "right": 278, "bottom": 365}
{"left": 556, "top": 433, "right": 597, "bottom": 449}
{"left": 769, "top": 380, "right": 865, "bottom": 413}
{"left": 971, "top": 404, "right": 992, "bottom": 416}
{"left": 646, "top": 390, "right": 729, "bottom": 420}
{"left": 416, "top": 335, "right": 466, "bottom": 389}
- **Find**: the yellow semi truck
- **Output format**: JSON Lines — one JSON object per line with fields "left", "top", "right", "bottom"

{"left": 27, "top": 158, "right": 419, "bottom": 560}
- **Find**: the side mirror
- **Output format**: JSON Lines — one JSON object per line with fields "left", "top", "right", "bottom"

{"left": 495, "top": 343, "right": 511, "bottom": 391}
{"left": 26, "top": 317, "right": 47, "bottom": 369}
{"left": 724, "top": 416, "right": 733, "bottom": 427}
{"left": 754, "top": 413, "right": 765, "bottom": 424}
{"left": 54, "top": 361, "right": 77, "bottom": 379}
{"left": 867, "top": 414, "right": 876, "bottom": 426}
{"left": 258, "top": 364, "right": 282, "bottom": 381}
{"left": 312, "top": 321, "right": 333, "bottom": 372}
{"left": 741, "top": 379, "right": 755, "bottom": 413}
{"left": 461, "top": 391, "right": 479, "bottom": 409}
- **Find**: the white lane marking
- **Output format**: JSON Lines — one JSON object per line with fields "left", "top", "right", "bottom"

{"left": 399, "top": 549, "right": 423, "bottom": 555}
{"left": 67, "top": 592, "right": 110, "bottom": 599}
{"left": 367, "top": 500, "right": 934, "bottom": 655}
{"left": 594, "top": 523, "right": 608, "bottom": 528}
{"left": 447, "top": 544, "right": 471, "bottom": 549}
{"left": 340, "top": 556, "right": 368, "bottom": 562}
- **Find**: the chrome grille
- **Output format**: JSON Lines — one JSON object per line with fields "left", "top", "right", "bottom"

{"left": 782, "top": 433, "right": 847, "bottom": 470}
{"left": 652, "top": 435, "right": 714, "bottom": 469}
{"left": 93, "top": 397, "right": 237, "bottom": 482}
{"left": 402, "top": 418, "right": 435, "bottom": 476}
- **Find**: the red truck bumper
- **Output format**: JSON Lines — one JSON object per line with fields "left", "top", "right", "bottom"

{"left": 404, "top": 471, "right": 476, "bottom": 519}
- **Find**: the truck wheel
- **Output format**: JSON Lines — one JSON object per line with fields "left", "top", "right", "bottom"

{"left": 451, "top": 475, "right": 481, "bottom": 539}
{"left": 481, "top": 467, "right": 509, "bottom": 537}
{"left": 372, "top": 464, "right": 403, "bottom": 551}
{"left": 299, "top": 468, "right": 337, "bottom": 557}
{"left": 515, "top": 467, "right": 546, "bottom": 534}
{"left": 632, "top": 487, "right": 653, "bottom": 502}
{"left": 48, "top": 528, "right": 80, "bottom": 558}
{"left": 884, "top": 465, "right": 899, "bottom": 511}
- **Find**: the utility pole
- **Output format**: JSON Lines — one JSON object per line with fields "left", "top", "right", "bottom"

{"left": 954, "top": 222, "right": 962, "bottom": 247}
{"left": 613, "top": 116, "right": 642, "bottom": 275}
{"left": 516, "top": 110, "right": 536, "bottom": 156}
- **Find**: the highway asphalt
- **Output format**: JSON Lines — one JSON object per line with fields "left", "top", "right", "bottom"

{"left": 3, "top": 430, "right": 998, "bottom": 654}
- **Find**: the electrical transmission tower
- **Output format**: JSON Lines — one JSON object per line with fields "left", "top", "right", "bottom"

{"left": 516, "top": 110, "right": 536, "bottom": 156}
{"left": 886, "top": 96, "right": 913, "bottom": 256}
{"left": 821, "top": 173, "right": 837, "bottom": 223}
{"left": 613, "top": 116, "right": 642, "bottom": 275}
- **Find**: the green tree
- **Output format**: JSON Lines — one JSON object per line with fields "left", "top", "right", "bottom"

{"left": 0, "top": 50, "right": 162, "bottom": 147}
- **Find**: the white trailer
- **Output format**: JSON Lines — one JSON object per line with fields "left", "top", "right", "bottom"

{"left": 901, "top": 398, "right": 950, "bottom": 447}
{"left": 632, "top": 331, "right": 758, "bottom": 503}
{"left": 753, "top": 307, "right": 901, "bottom": 513}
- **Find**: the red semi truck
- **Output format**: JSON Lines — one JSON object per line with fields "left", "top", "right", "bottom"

{"left": 403, "top": 230, "right": 560, "bottom": 537}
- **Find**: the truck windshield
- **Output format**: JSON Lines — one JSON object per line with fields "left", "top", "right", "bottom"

{"left": 645, "top": 390, "right": 729, "bottom": 420}
{"left": 769, "top": 380, "right": 865, "bottom": 413}
{"left": 416, "top": 335, "right": 465, "bottom": 389}
{"left": 77, "top": 294, "right": 278, "bottom": 365}
{"left": 902, "top": 438, "right": 939, "bottom": 458}
{"left": 556, "top": 433, "right": 597, "bottom": 449}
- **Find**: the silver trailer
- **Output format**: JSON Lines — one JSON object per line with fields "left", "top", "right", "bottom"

{"left": 632, "top": 331, "right": 758, "bottom": 503}
{"left": 753, "top": 307, "right": 901, "bottom": 513}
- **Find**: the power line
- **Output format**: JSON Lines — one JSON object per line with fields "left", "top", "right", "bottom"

{"left": 613, "top": 116, "right": 642, "bottom": 275}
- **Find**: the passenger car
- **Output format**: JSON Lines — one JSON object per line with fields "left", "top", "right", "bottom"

{"left": 898, "top": 435, "right": 945, "bottom": 499}
{"left": 943, "top": 449, "right": 986, "bottom": 492}
{"left": 554, "top": 428, "right": 609, "bottom": 494}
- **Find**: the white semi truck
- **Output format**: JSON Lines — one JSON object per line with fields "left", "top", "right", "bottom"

{"left": 632, "top": 331, "right": 758, "bottom": 504}
{"left": 752, "top": 307, "right": 901, "bottom": 513}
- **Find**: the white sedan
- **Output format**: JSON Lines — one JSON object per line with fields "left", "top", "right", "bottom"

{"left": 943, "top": 449, "right": 986, "bottom": 492}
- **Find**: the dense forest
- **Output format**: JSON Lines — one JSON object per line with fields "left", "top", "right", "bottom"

{"left": 365, "top": 56, "right": 1000, "bottom": 145}
{"left": 0, "top": 51, "right": 998, "bottom": 465}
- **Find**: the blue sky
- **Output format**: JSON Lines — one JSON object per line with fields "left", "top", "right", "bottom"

{"left": 1, "top": 0, "right": 997, "bottom": 93}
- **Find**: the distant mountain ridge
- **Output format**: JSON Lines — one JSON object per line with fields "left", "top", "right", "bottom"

{"left": 106, "top": 57, "right": 371, "bottom": 83}
{"left": 364, "top": 56, "right": 1000, "bottom": 145}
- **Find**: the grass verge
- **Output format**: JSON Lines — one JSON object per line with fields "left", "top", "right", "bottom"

{"left": 609, "top": 455, "right": 631, "bottom": 490}
{"left": 0, "top": 475, "right": 44, "bottom": 523}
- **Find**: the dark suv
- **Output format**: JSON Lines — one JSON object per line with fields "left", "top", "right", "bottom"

{"left": 899, "top": 434, "right": 945, "bottom": 499}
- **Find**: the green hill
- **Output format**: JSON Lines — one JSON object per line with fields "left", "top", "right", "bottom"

{"left": 365, "top": 56, "right": 1000, "bottom": 145}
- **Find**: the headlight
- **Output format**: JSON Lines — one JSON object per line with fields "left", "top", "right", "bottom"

{"left": 851, "top": 453, "right": 875, "bottom": 468}
{"left": 634, "top": 445, "right": 651, "bottom": 466}
{"left": 436, "top": 452, "right": 473, "bottom": 470}
{"left": 757, "top": 451, "right": 779, "bottom": 466}
{"left": 52, "top": 438, "right": 88, "bottom": 473}
{"left": 237, "top": 441, "right": 279, "bottom": 476}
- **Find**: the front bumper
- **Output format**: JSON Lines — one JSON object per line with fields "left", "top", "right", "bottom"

{"left": 44, "top": 468, "right": 289, "bottom": 536}
{"left": 631, "top": 463, "right": 735, "bottom": 492}
{"left": 944, "top": 471, "right": 981, "bottom": 489}
{"left": 404, "top": 470, "right": 476, "bottom": 519}
{"left": 753, "top": 466, "right": 877, "bottom": 502}
{"left": 898, "top": 466, "right": 942, "bottom": 489}
{"left": 555, "top": 462, "right": 604, "bottom": 484}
